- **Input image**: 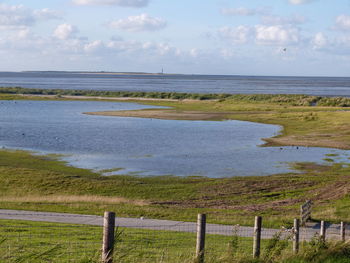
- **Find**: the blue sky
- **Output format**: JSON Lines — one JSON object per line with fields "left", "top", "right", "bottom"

{"left": 0, "top": 0, "right": 350, "bottom": 76}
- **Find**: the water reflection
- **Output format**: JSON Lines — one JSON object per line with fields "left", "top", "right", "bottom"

{"left": 0, "top": 100, "right": 349, "bottom": 177}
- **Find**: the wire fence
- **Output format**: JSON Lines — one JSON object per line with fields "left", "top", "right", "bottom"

{"left": 0, "top": 222, "right": 102, "bottom": 262}
{"left": 0, "top": 212, "right": 349, "bottom": 263}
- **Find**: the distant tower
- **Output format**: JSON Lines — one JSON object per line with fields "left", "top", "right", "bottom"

{"left": 161, "top": 68, "right": 164, "bottom": 74}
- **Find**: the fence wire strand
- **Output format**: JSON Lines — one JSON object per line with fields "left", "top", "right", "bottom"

{"left": 1, "top": 214, "right": 349, "bottom": 263}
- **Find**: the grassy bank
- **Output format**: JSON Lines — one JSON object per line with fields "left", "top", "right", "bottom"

{"left": 0, "top": 150, "right": 350, "bottom": 227}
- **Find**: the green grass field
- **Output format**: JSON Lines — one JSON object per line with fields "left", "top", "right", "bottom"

{"left": 0, "top": 219, "right": 255, "bottom": 263}
{"left": 2, "top": 219, "right": 350, "bottom": 263}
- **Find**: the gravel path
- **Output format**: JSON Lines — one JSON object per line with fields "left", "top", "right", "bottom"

{"left": 0, "top": 209, "right": 345, "bottom": 241}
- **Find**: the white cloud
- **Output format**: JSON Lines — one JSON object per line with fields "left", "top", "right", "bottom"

{"left": 221, "top": 7, "right": 257, "bottom": 16}
{"left": 220, "top": 48, "right": 235, "bottom": 59}
{"left": 106, "top": 39, "right": 132, "bottom": 50}
{"left": 0, "top": 28, "right": 47, "bottom": 52}
{"left": 189, "top": 48, "right": 200, "bottom": 58}
{"left": 218, "top": 24, "right": 300, "bottom": 46}
{"left": 84, "top": 40, "right": 104, "bottom": 52}
{"left": 53, "top": 24, "right": 78, "bottom": 40}
{"left": 335, "top": 15, "right": 350, "bottom": 31}
{"left": 0, "top": 4, "right": 35, "bottom": 29}
{"left": 261, "top": 14, "right": 306, "bottom": 25}
{"left": 104, "top": 39, "right": 180, "bottom": 57}
{"left": 312, "top": 32, "right": 328, "bottom": 49}
{"left": 335, "top": 36, "right": 350, "bottom": 50}
{"left": 255, "top": 25, "right": 299, "bottom": 45}
{"left": 33, "top": 8, "right": 61, "bottom": 20}
{"left": 140, "top": 41, "right": 181, "bottom": 56}
{"left": 221, "top": 7, "right": 270, "bottom": 17}
{"left": 288, "top": 0, "right": 315, "bottom": 5}
{"left": 72, "top": 0, "right": 149, "bottom": 7}
{"left": 219, "top": 26, "right": 252, "bottom": 44}
{"left": 0, "top": 4, "right": 60, "bottom": 30}
{"left": 155, "top": 43, "right": 178, "bottom": 56}
{"left": 15, "top": 29, "right": 31, "bottom": 40}
{"left": 108, "top": 14, "right": 166, "bottom": 32}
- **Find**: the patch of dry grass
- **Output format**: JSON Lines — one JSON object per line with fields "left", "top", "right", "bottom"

{"left": 0, "top": 195, "right": 149, "bottom": 206}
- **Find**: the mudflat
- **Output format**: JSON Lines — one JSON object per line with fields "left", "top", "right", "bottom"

{"left": 85, "top": 109, "right": 230, "bottom": 121}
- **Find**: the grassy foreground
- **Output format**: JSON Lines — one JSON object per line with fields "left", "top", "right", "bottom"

{"left": 2, "top": 219, "right": 350, "bottom": 263}
{"left": 0, "top": 219, "right": 253, "bottom": 263}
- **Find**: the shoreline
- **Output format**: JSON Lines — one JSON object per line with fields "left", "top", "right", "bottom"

{"left": 0, "top": 148, "right": 349, "bottom": 226}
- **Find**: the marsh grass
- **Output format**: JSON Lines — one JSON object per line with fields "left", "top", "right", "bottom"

{"left": 1, "top": 87, "right": 350, "bottom": 107}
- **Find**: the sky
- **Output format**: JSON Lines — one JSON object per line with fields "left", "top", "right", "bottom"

{"left": 0, "top": 0, "right": 350, "bottom": 76}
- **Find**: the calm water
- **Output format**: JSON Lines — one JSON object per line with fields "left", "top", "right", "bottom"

{"left": 0, "top": 100, "right": 348, "bottom": 177}
{"left": 0, "top": 72, "right": 350, "bottom": 97}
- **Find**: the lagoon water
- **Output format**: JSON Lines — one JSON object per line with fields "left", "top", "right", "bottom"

{"left": 0, "top": 72, "right": 350, "bottom": 97}
{"left": 0, "top": 100, "right": 349, "bottom": 177}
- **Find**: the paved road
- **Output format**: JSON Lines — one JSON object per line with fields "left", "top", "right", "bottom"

{"left": 0, "top": 209, "right": 344, "bottom": 241}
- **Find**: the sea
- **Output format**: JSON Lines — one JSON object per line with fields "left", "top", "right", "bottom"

{"left": 0, "top": 71, "right": 350, "bottom": 97}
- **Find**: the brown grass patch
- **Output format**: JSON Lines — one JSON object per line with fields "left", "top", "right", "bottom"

{"left": 311, "top": 179, "right": 350, "bottom": 202}
{"left": 0, "top": 195, "right": 149, "bottom": 206}
{"left": 151, "top": 198, "right": 301, "bottom": 212}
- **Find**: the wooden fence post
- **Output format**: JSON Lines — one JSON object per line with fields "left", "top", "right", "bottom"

{"left": 341, "top": 222, "right": 346, "bottom": 242}
{"left": 320, "top": 221, "right": 326, "bottom": 242}
{"left": 253, "top": 216, "right": 262, "bottom": 258}
{"left": 102, "top": 211, "right": 116, "bottom": 263}
{"left": 195, "top": 214, "right": 206, "bottom": 263}
{"left": 293, "top": 219, "right": 300, "bottom": 254}
{"left": 300, "top": 200, "right": 312, "bottom": 226}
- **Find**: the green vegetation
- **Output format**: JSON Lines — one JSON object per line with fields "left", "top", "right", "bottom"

{"left": 1, "top": 86, "right": 350, "bottom": 106}
{"left": 0, "top": 219, "right": 101, "bottom": 263}
{"left": 0, "top": 150, "right": 350, "bottom": 227}
{"left": 1, "top": 219, "right": 350, "bottom": 263}
{"left": 0, "top": 219, "right": 252, "bottom": 263}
